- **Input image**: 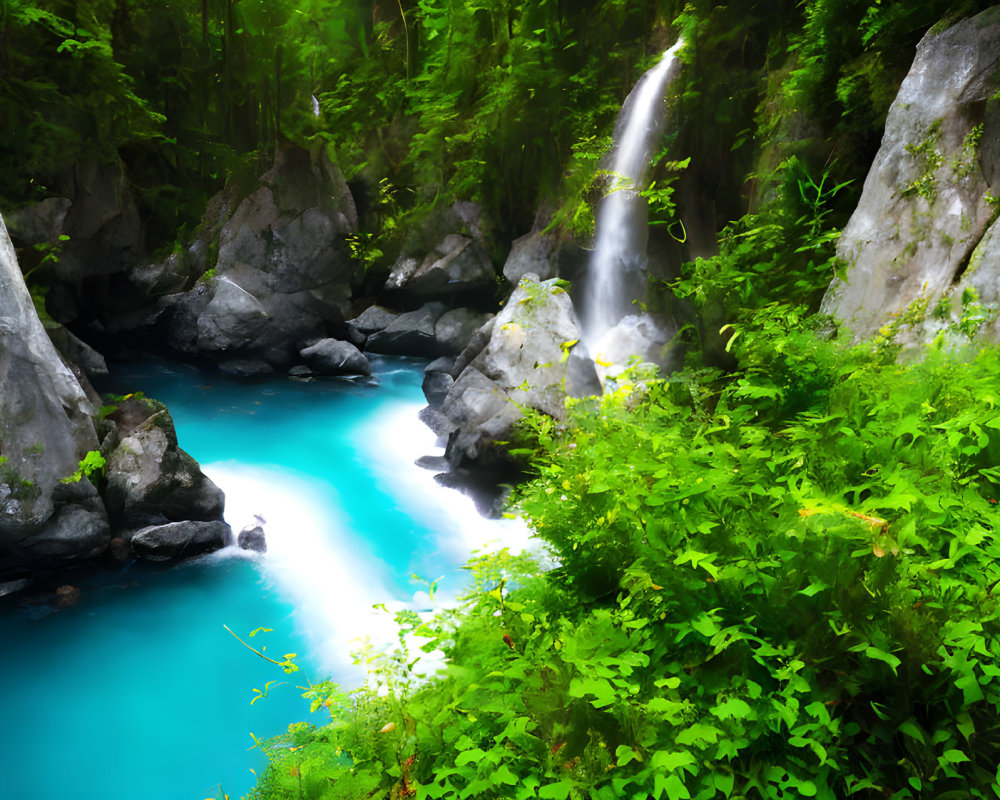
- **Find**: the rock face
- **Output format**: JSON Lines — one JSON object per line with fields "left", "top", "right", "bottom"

{"left": 384, "top": 234, "right": 495, "bottom": 301}
{"left": 423, "top": 275, "right": 598, "bottom": 468}
{"left": 0, "top": 213, "right": 231, "bottom": 578}
{"left": 0, "top": 213, "right": 110, "bottom": 573}
{"left": 822, "top": 8, "right": 1000, "bottom": 341}
{"left": 162, "top": 144, "right": 359, "bottom": 370}
{"left": 103, "top": 396, "right": 226, "bottom": 529}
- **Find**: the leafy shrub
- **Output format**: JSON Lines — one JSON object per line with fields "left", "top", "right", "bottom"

{"left": 246, "top": 336, "right": 1000, "bottom": 799}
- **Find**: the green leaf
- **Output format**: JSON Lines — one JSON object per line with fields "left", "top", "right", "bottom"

{"left": 865, "top": 646, "right": 901, "bottom": 674}
{"left": 941, "top": 749, "right": 971, "bottom": 764}
{"left": 712, "top": 697, "right": 753, "bottom": 721}
{"left": 616, "top": 745, "right": 642, "bottom": 766}
{"left": 897, "top": 719, "right": 925, "bottom": 744}
{"left": 650, "top": 750, "right": 696, "bottom": 772}
{"left": 538, "top": 780, "right": 573, "bottom": 800}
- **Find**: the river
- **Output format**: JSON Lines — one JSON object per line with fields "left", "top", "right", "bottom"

{"left": 0, "top": 356, "right": 525, "bottom": 800}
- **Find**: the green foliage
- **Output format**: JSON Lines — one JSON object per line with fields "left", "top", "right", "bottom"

{"left": 672, "top": 157, "right": 849, "bottom": 340}
{"left": 247, "top": 333, "right": 1000, "bottom": 799}
{"left": 59, "top": 450, "right": 106, "bottom": 485}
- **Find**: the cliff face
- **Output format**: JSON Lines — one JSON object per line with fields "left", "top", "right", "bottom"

{"left": 822, "top": 8, "right": 1000, "bottom": 346}
{"left": 0, "top": 213, "right": 109, "bottom": 571}
{"left": 0, "top": 214, "right": 230, "bottom": 580}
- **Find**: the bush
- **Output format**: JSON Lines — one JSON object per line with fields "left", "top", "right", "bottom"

{"left": 247, "top": 338, "right": 1000, "bottom": 799}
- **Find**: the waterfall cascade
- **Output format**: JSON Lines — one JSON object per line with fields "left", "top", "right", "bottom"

{"left": 582, "top": 39, "right": 685, "bottom": 363}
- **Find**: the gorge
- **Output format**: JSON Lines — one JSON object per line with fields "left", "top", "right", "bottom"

{"left": 2, "top": 2, "right": 1000, "bottom": 799}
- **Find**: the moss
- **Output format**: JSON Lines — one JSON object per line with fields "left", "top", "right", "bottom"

{"left": 950, "top": 123, "right": 984, "bottom": 178}
{"left": 0, "top": 457, "right": 39, "bottom": 503}
{"left": 900, "top": 119, "right": 943, "bottom": 203}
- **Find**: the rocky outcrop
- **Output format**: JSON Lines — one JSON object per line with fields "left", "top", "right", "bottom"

{"left": 502, "top": 229, "right": 587, "bottom": 286}
{"left": 0, "top": 212, "right": 110, "bottom": 574}
{"left": 0, "top": 213, "right": 230, "bottom": 577}
{"left": 384, "top": 233, "right": 495, "bottom": 301}
{"left": 103, "top": 396, "right": 226, "bottom": 529}
{"left": 422, "top": 275, "right": 599, "bottom": 468}
{"left": 822, "top": 8, "right": 1000, "bottom": 342}
{"left": 158, "top": 143, "right": 359, "bottom": 371}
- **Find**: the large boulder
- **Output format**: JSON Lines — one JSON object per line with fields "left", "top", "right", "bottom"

{"left": 103, "top": 396, "right": 226, "bottom": 529}
{"left": 0, "top": 213, "right": 110, "bottom": 576}
{"left": 502, "top": 229, "right": 587, "bottom": 286}
{"left": 299, "top": 338, "right": 371, "bottom": 376}
{"left": 131, "top": 520, "right": 231, "bottom": 562}
{"left": 425, "top": 275, "right": 598, "bottom": 468}
{"left": 365, "top": 302, "right": 448, "bottom": 357}
{"left": 822, "top": 8, "right": 1000, "bottom": 341}
{"left": 163, "top": 143, "right": 359, "bottom": 368}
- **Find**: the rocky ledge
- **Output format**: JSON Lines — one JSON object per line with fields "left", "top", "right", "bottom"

{"left": 0, "top": 213, "right": 230, "bottom": 582}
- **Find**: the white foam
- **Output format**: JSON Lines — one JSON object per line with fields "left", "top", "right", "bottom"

{"left": 204, "top": 462, "right": 401, "bottom": 679}
{"left": 355, "top": 401, "right": 534, "bottom": 570}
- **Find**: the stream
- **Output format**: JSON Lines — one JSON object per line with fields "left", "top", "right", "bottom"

{"left": 0, "top": 356, "right": 526, "bottom": 800}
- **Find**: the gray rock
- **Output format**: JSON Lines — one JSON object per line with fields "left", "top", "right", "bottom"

{"left": 434, "top": 308, "right": 494, "bottom": 356}
{"left": 238, "top": 525, "right": 267, "bottom": 553}
{"left": 0, "top": 212, "right": 102, "bottom": 573}
{"left": 3, "top": 198, "right": 71, "bottom": 245}
{"left": 103, "top": 397, "right": 225, "bottom": 528}
{"left": 822, "top": 8, "right": 1000, "bottom": 341}
{"left": 346, "top": 305, "right": 400, "bottom": 336}
{"left": 429, "top": 276, "right": 592, "bottom": 467}
{"left": 442, "top": 368, "right": 522, "bottom": 466}
{"left": 591, "top": 313, "right": 675, "bottom": 385}
{"left": 131, "top": 520, "right": 232, "bottom": 562}
{"left": 20, "top": 497, "right": 110, "bottom": 561}
{"left": 300, "top": 338, "right": 371, "bottom": 376}
{"left": 450, "top": 316, "right": 497, "bottom": 377}
{"left": 480, "top": 276, "right": 587, "bottom": 420}
{"left": 129, "top": 252, "right": 191, "bottom": 297}
{"left": 46, "top": 326, "right": 108, "bottom": 377}
{"left": 164, "top": 143, "right": 358, "bottom": 365}
{"left": 421, "top": 357, "right": 455, "bottom": 406}
{"left": 384, "top": 234, "right": 495, "bottom": 299}
{"left": 503, "top": 230, "right": 560, "bottom": 284}
{"left": 932, "top": 218, "right": 1000, "bottom": 345}
{"left": 366, "top": 302, "right": 448, "bottom": 357}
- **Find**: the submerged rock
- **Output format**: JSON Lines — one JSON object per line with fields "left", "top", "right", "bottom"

{"left": 131, "top": 520, "right": 232, "bottom": 562}
{"left": 822, "top": 8, "right": 1000, "bottom": 342}
{"left": 300, "top": 338, "right": 371, "bottom": 376}
{"left": 237, "top": 525, "right": 267, "bottom": 553}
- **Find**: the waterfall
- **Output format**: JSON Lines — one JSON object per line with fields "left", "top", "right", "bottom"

{"left": 582, "top": 39, "right": 685, "bottom": 356}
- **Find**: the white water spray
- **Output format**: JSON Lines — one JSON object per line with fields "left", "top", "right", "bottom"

{"left": 203, "top": 401, "right": 533, "bottom": 681}
{"left": 583, "top": 39, "right": 685, "bottom": 352}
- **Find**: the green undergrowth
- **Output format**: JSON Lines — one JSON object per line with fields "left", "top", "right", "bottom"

{"left": 243, "top": 327, "right": 1000, "bottom": 798}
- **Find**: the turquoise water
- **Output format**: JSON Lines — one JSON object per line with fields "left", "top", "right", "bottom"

{"left": 0, "top": 357, "right": 523, "bottom": 800}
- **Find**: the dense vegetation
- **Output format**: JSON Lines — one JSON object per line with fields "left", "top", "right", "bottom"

{"left": 4, "top": 0, "right": 1000, "bottom": 798}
